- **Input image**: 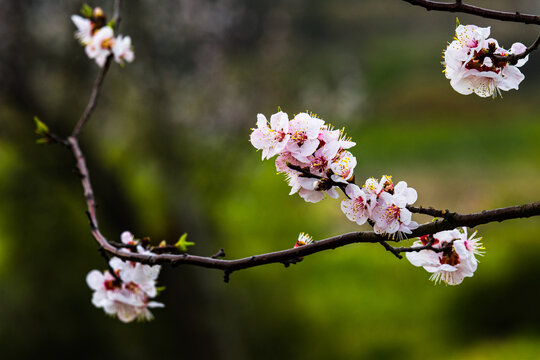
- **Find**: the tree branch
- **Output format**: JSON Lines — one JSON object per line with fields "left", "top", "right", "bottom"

{"left": 401, "top": 0, "right": 540, "bottom": 25}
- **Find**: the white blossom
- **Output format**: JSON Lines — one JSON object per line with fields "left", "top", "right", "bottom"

{"left": 86, "top": 270, "right": 164, "bottom": 323}
{"left": 112, "top": 35, "right": 135, "bottom": 65}
{"left": 71, "top": 15, "right": 92, "bottom": 45}
{"left": 444, "top": 24, "right": 528, "bottom": 97}
{"left": 406, "top": 228, "right": 484, "bottom": 285}
{"left": 85, "top": 26, "right": 115, "bottom": 67}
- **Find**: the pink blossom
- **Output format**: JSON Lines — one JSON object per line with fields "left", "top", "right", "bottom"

{"left": 318, "top": 126, "right": 356, "bottom": 150}
{"left": 286, "top": 113, "right": 324, "bottom": 163}
{"left": 250, "top": 112, "right": 291, "bottom": 160}
{"left": 308, "top": 140, "right": 340, "bottom": 175}
{"left": 371, "top": 192, "right": 418, "bottom": 238}
{"left": 330, "top": 150, "right": 356, "bottom": 183}
{"left": 341, "top": 184, "right": 370, "bottom": 225}
{"left": 363, "top": 175, "right": 393, "bottom": 198}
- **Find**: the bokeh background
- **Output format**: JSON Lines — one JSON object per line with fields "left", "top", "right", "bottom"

{"left": 1, "top": 0, "right": 540, "bottom": 358}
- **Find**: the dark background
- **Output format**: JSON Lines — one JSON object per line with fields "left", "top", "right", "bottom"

{"left": 1, "top": 0, "right": 540, "bottom": 358}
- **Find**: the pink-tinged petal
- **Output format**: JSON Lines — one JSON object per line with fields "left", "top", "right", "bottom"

{"left": 340, "top": 140, "right": 355, "bottom": 149}
{"left": 121, "top": 231, "right": 134, "bottom": 244}
{"left": 298, "top": 189, "right": 324, "bottom": 203}
{"left": 345, "top": 183, "right": 362, "bottom": 199}
{"left": 482, "top": 57, "right": 493, "bottom": 67}
{"left": 439, "top": 264, "right": 458, "bottom": 272}
{"left": 341, "top": 198, "right": 368, "bottom": 225}
{"left": 453, "top": 240, "right": 473, "bottom": 261}
{"left": 498, "top": 65, "right": 525, "bottom": 91}
{"left": 450, "top": 76, "right": 476, "bottom": 95}
{"left": 400, "top": 221, "right": 418, "bottom": 234}
{"left": 297, "top": 177, "right": 317, "bottom": 190}
{"left": 326, "top": 187, "right": 339, "bottom": 199}
{"left": 399, "top": 208, "right": 412, "bottom": 225}
{"left": 510, "top": 42, "right": 529, "bottom": 67}
{"left": 86, "top": 270, "right": 105, "bottom": 290}
{"left": 423, "top": 265, "right": 440, "bottom": 273}
{"left": 249, "top": 129, "right": 265, "bottom": 149}
{"left": 256, "top": 114, "right": 268, "bottom": 129}
{"left": 71, "top": 15, "right": 92, "bottom": 44}
{"left": 510, "top": 42, "right": 527, "bottom": 55}
{"left": 298, "top": 139, "right": 320, "bottom": 157}
{"left": 116, "top": 305, "right": 139, "bottom": 323}
{"left": 109, "top": 257, "right": 126, "bottom": 272}
{"left": 147, "top": 301, "right": 165, "bottom": 308}
{"left": 320, "top": 141, "right": 340, "bottom": 160}
{"left": 92, "top": 291, "right": 111, "bottom": 308}
{"left": 406, "top": 248, "right": 440, "bottom": 267}
{"left": 476, "top": 26, "right": 491, "bottom": 40}
{"left": 435, "top": 229, "right": 460, "bottom": 243}
{"left": 445, "top": 271, "right": 465, "bottom": 285}
{"left": 270, "top": 111, "right": 289, "bottom": 132}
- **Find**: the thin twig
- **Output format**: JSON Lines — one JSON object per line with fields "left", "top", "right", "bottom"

{"left": 379, "top": 241, "right": 403, "bottom": 259}
{"left": 402, "top": 0, "right": 540, "bottom": 25}
{"left": 407, "top": 205, "right": 455, "bottom": 218}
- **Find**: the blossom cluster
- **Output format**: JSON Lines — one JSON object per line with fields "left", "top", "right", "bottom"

{"left": 406, "top": 228, "right": 484, "bottom": 285}
{"left": 250, "top": 111, "right": 357, "bottom": 203}
{"left": 443, "top": 23, "right": 528, "bottom": 97}
{"left": 341, "top": 176, "right": 419, "bottom": 238}
{"left": 250, "top": 111, "right": 419, "bottom": 238}
{"left": 72, "top": 6, "right": 134, "bottom": 67}
{"left": 86, "top": 231, "right": 164, "bottom": 323}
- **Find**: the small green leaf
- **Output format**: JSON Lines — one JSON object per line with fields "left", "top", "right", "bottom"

{"left": 155, "top": 286, "right": 166, "bottom": 295}
{"left": 175, "top": 233, "right": 194, "bottom": 252}
{"left": 107, "top": 20, "right": 116, "bottom": 30}
{"left": 81, "top": 3, "right": 93, "bottom": 18}
{"left": 36, "top": 138, "right": 50, "bottom": 145}
{"left": 455, "top": 17, "right": 460, "bottom": 28}
{"left": 34, "top": 116, "right": 49, "bottom": 136}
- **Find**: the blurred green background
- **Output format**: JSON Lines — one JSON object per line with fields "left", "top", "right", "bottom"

{"left": 1, "top": 0, "right": 540, "bottom": 358}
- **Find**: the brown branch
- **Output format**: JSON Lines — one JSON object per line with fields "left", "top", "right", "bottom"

{"left": 71, "top": 0, "right": 122, "bottom": 138}
{"left": 379, "top": 241, "right": 403, "bottom": 259}
{"left": 69, "top": 137, "right": 99, "bottom": 227}
{"left": 402, "top": 0, "right": 540, "bottom": 25}
{"left": 407, "top": 205, "right": 455, "bottom": 218}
